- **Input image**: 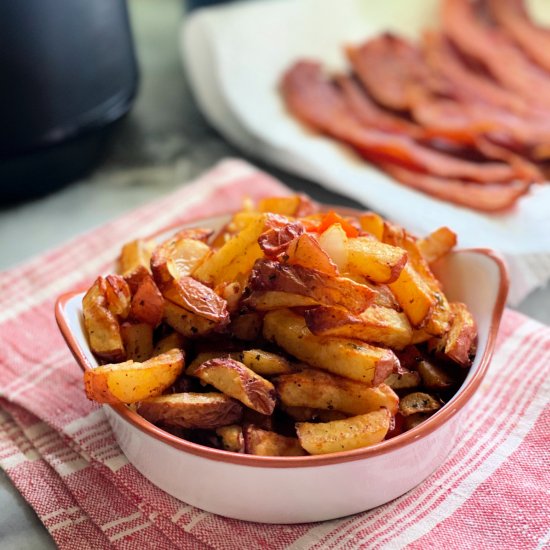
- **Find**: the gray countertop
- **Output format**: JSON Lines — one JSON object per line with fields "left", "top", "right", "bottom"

{"left": 1, "top": 0, "right": 549, "bottom": 547}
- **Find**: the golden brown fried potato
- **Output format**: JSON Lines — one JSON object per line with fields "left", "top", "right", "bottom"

{"left": 249, "top": 259, "right": 375, "bottom": 314}
{"left": 84, "top": 349, "right": 184, "bottom": 404}
{"left": 275, "top": 369, "right": 398, "bottom": 415}
{"left": 280, "top": 404, "right": 349, "bottom": 422}
{"left": 359, "top": 212, "right": 384, "bottom": 240}
{"left": 124, "top": 266, "right": 164, "bottom": 326}
{"left": 227, "top": 312, "right": 262, "bottom": 341}
{"left": 244, "top": 425, "right": 307, "bottom": 456}
{"left": 189, "top": 357, "right": 276, "bottom": 415}
{"left": 162, "top": 277, "right": 229, "bottom": 324}
{"left": 138, "top": 392, "right": 242, "bottom": 429}
{"left": 240, "top": 349, "right": 293, "bottom": 376}
{"left": 399, "top": 392, "right": 441, "bottom": 416}
{"left": 163, "top": 301, "right": 219, "bottom": 338}
{"left": 118, "top": 238, "right": 156, "bottom": 275}
{"left": 258, "top": 196, "right": 302, "bottom": 216}
{"left": 263, "top": 309, "right": 398, "bottom": 385}
{"left": 216, "top": 424, "right": 245, "bottom": 452}
{"left": 417, "top": 227, "right": 457, "bottom": 264}
{"left": 417, "top": 360, "right": 455, "bottom": 390}
{"left": 384, "top": 369, "right": 421, "bottom": 390}
{"left": 103, "top": 275, "right": 131, "bottom": 318}
{"left": 82, "top": 277, "right": 125, "bottom": 362}
{"left": 186, "top": 351, "right": 239, "bottom": 373}
{"left": 285, "top": 233, "right": 338, "bottom": 276}
{"left": 304, "top": 305, "right": 412, "bottom": 350}
{"left": 120, "top": 322, "right": 153, "bottom": 362}
{"left": 428, "top": 302, "right": 477, "bottom": 367}
{"left": 192, "top": 214, "right": 268, "bottom": 286}
{"left": 347, "top": 237, "right": 408, "bottom": 284}
{"left": 296, "top": 409, "right": 391, "bottom": 455}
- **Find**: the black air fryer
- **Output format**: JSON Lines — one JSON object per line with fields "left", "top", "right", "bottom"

{"left": 0, "top": 0, "right": 139, "bottom": 203}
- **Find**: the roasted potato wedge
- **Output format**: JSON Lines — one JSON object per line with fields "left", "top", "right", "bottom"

{"left": 280, "top": 404, "right": 349, "bottom": 422}
{"left": 399, "top": 392, "right": 441, "bottom": 416}
{"left": 118, "top": 238, "right": 156, "bottom": 275}
{"left": 347, "top": 237, "right": 408, "bottom": 284}
{"left": 239, "top": 349, "right": 293, "bottom": 376}
{"left": 138, "top": 392, "right": 242, "bottom": 429}
{"left": 227, "top": 312, "right": 262, "bottom": 341}
{"left": 417, "top": 226, "right": 457, "bottom": 264}
{"left": 189, "top": 357, "right": 276, "bottom": 415}
{"left": 82, "top": 277, "right": 125, "bottom": 362}
{"left": 359, "top": 212, "right": 384, "bottom": 240}
{"left": 244, "top": 290, "right": 319, "bottom": 311}
{"left": 216, "top": 424, "right": 245, "bottom": 452}
{"left": 244, "top": 425, "right": 307, "bottom": 456}
{"left": 296, "top": 409, "right": 391, "bottom": 455}
{"left": 428, "top": 302, "right": 477, "bottom": 367}
{"left": 417, "top": 359, "right": 455, "bottom": 390}
{"left": 153, "top": 332, "right": 186, "bottom": 356}
{"left": 384, "top": 370, "right": 421, "bottom": 390}
{"left": 124, "top": 266, "right": 164, "bottom": 326}
{"left": 163, "top": 301, "right": 219, "bottom": 338}
{"left": 192, "top": 213, "right": 268, "bottom": 286}
{"left": 258, "top": 195, "right": 302, "bottom": 216}
{"left": 263, "top": 309, "right": 398, "bottom": 385}
{"left": 103, "top": 275, "right": 131, "bottom": 318}
{"left": 274, "top": 369, "right": 398, "bottom": 415}
{"left": 84, "top": 349, "right": 184, "bottom": 404}
{"left": 249, "top": 259, "right": 374, "bottom": 314}
{"left": 120, "top": 322, "right": 154, "bottom": 362}
{"left": 304, "top": 305, "right": 412, "bottom": 350}
{"left": 285, "top": 233, "right": 338, "bottom": 276}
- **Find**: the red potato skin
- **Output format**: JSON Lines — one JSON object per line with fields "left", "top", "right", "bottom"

{"left": 124, "top": 267, "right": 165, "bottom": 326}
{"left": 258, "top": 221, "right": 305, "bottom": 258}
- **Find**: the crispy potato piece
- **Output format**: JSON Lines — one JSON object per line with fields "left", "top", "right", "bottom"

{"left": 240, "top": 349, "right": 293, "bottom": 376}
{"left": 384, "top": 370, "right": 421, "bottom": 390}
{"left": 258, "top": 196, "right": 302, "bottom": 216}
{"left": 84, "top": 349, "right": 184, "bottom": 404}
{"left": 186, "top": 351, "right": 240, "bottom": 374}
{"left": 249, "top": 259, "right": 374, "bottom": 314}
{"left": 304, "top": 305, "right": 412, "bottom": 350}
{"left": 103, "top": 275, "right": 131, "bottom": 318}
{"left": 228, "top": 312, "right": 262, "bottom": 341}
{"left": 162, "top": 277, "right": 229, "bottom": 323}
{"left": 384, "top": 226, "right": 451, "bottom": 335}
{"left": 263, "top": 309, "right": 398, "bottom": 385}
{"left": 347, "top": 237, "right": 408, "bottom": 284}
{"left": 138, "top": 392, "right": 242, "bottom": 429}
{"left": 417, "top": 227, "right": 457, "bottom": 264}
{"left": 285, "top": 233, "right": 338, "bottom": 276}
{"left": 429, "top": 302, "right": 477, "bottom": 367}
{"left": 118, "top": 238, "right": 156, "bottom": 275}
{"left": 163, "top": 301, "right": 218, "bottom": 338}
{"left": 192, "top": 213, "right": 268, "bottom": 286}
{"left": 258, "top": 221, "right": 305, "bottom": 258}
{"left": 151, "top": 235, "right": 211, "bottom": 287}
{"left": 317, "top": 223, "right": 348, "bottom": 271}
{"left": 296, "top": 409, "right": 391, "bottom": 455}
{"left": 244, "top": 425, "right": 307, "bottom": 456}
{"left": 82, "top": 277, "right": 125, "bottom": 362}
{"left": 124, "top": 266, "right": 164, "bottom": 326}
{"left": 120, "top": 322, "right": 153, "bottom": 362}
{"left": 275, "top": 369, "right": 398, "bottom": 415}
{"left": 153, "top": 332, "right": 186, "bottom": 356}
{"left": 189, "top": 358, "right": 276, "bottom": 415}
{"left": 216, "top": 424, "right": 245, "bottom": 452}
{"left": 245, "top": 290, "right": 319, "bottom": 311}
{"left": 399, "top": 392, "right": 441, "bottom": 416}
{"left": 359, "top": 212, "right": 384, "bottom": 240}
{"left": 417, "top": 360, "right": 455, "bottom": 390}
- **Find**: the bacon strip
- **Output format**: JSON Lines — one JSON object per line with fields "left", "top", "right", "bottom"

{"left": 281, "top": 61, "right": 523, "bottom": 183}
{"left": 334, "top": 74, "right": 425, "bottom": 138}
{"left": 488, "top": 0, "right": 550, "bottom": 74}
{"left": 346, "top": 34, "right": 432, "bottom": 111}
{"left": 442, "top": 0, "right": 550, "bottom": 108}
{"left": 380, "top": 163, "right": 531, "bottom": 212}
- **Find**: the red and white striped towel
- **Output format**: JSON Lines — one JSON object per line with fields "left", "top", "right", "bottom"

{"left": 0, "top": 159, "right": 548, "bottom": 549}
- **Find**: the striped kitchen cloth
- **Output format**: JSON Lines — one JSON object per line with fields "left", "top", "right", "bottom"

{"left": 0, "top": 158, "right": 548, "bottom": 549}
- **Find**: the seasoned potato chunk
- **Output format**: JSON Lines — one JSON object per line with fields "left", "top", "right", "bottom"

{"left": 240, "top": 349, "right": 293, "bottom": 376}
{"left": 296, "top": 409, "right": 391, "bottom": 455}
{"left": 84, "top": 349, "right": 184, "bottom": 404}
{"left": 244, "top": 425, "right": 307, "bottom": 456}
{"left": 347, "top": 237, "right": 407, "bottom": 283}
{"left": 138, "top": 392, "right": 242, "bottom": 429}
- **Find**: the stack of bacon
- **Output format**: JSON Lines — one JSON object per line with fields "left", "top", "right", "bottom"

{"left": 280, "top": 0, "right": 550, "bottom": 211}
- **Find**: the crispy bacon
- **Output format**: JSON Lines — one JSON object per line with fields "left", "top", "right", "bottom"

{"left": 281, "top": 61, "right": 524, "bottom": 183}
{"left": 379, "top": 163, "right": 531, "bottom": 212}
{"left": 488, "top": 0, "right": 550, "bottom": 74}
{"left": 442, "top": 0, "right": 550, "bottom": 108}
